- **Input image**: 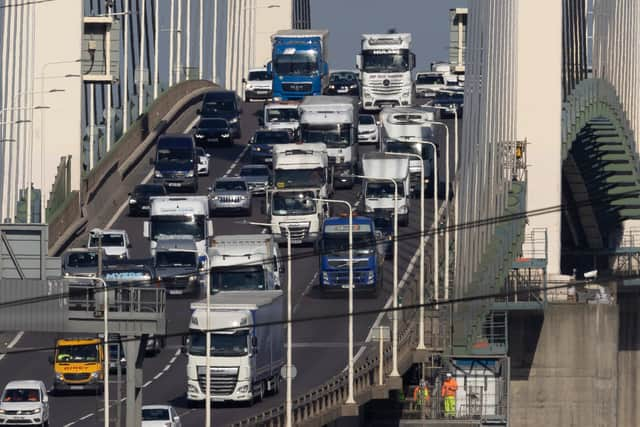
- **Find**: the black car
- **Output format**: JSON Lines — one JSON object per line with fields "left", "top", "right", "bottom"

{"left": 193, "top": 117, "right": 233, "bottom": 146}
{"left": 324, "top": 71, "right": 360, "bottom": 97}
{"left": 428, "top": 90, "right": 464, "bottom": 118}
{"left": 198, "top": 90, "right": 242, "bottom": 138}
{"left": 128, "top": 184, "right": 167, "bottom": 216}
{"left": 249, "top": 129, "right": 294, "bottom": 164}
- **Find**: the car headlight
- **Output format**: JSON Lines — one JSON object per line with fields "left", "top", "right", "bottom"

{"left": 118, "top": 254, "right": 125, "bottom": 259}
{"left": 154, "top": 170, "right": 163, "bottom": 178}
{"left": 195, "top": 133, "right": 205, "bottom": 138}
{"left": 364, "top": 205, "right": 373, "bottom": 212}
{"left": 25, "top": 408, "right": 41, "bottom": 414}
{"left": 329, "top": 85, "right": 335, "bottom": 89}
{"left": 246, "top": 84, "right": 254, "bottom": 90}
{"left": 188, "top": 275, "right": 198, "bottom": 283}
{"left": 186, "top": 170, "right": 194, "bottom": 178}
{"left": 0, "top": 408, "right": 5, "bottom": 414}
{"left": 322, "top": 272, "right": 329, "bottom": 283}
{"left": 350, "top": 84, "right": 357, "bottom": 89}
{"left": 240, "top": 195, "right": 247, "bottom": 200}
{"left": 221, "top": 133, "right": 230, "bottom": 137}
{"left": 212, "top": 196, "right": 219, "bottom": 200}
{"left": 253, "top": 146, "right": 262, "bottom": 152}
{"left": 229, "top": 117, "right": 238, "bottom": 124}
{"left": 237, "top": 384, "right": 250, "bottom": 393}
{"left": 129, "top": 199, "right": 137, "bottom": 204}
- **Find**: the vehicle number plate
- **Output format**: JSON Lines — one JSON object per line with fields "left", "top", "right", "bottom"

{"left": 338, "top": 87, "right": 348, "bottom": 93}
{"left": 70, "top": 385, "right": 84, "bottom": 390}
{"left": 167, "top": 183, "right": 181, "bottom": 187}
{"left": 292, "top": 239, "right": 302, "bottom": 245}
{"left": 209, "top": 138, "right": 218, "bottom": 142}
{"left": 256, "top": 90, "right": 268, "bottom": 94}
{"left": 142, "top": 206, "right": 150, "bottom": 210}
{"left": 265, "top": 158, "right": 272, "bottom": 163}
{"left": 169, "top": 290, "right": 182, "bottom": 295}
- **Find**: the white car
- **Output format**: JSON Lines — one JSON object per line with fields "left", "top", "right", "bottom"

{"left": 0, "top": 380, "right": 50, "bottom": 426}
{"left": 87, "top": 228, "right": 131, "bottom": 260}
{"left": 196, "top": 147, "right": 210, "bottom": 176}
{"left": 142, "top": 404, "right": 182, "bottom": 427}
{"left": 243, "top": 67, "right": 272, "bottom": 102}
{"left": 415, "top": 71, "right": 446, "bottom": 99}
{"left": 358, "top": 114, "right": 379, "bottom": 145}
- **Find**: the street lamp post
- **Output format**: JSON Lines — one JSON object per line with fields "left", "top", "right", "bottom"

{"left": 354, "top": 174, "right": 400, "bottom": 377}
{"left": 205, "top": 252, "right": 211, "bottom": 427}
{"left": 429, "top": 121, "right": 449, "bottom": 302}
{"left": 312, "top": 197, "right": 355, "bottom": 405}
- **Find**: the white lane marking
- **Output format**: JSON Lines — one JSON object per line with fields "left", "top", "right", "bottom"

{"left": 104, "top": 115, "right": 200, "bottom": 229}
{"left": 292, "top": 272, "right": 317, "bottom": 316}
{"left": 223, "top": 144, "right": 250, "bottom": 177}
{"left": 79, "top": 413, "right": 93, "bottom": 420}
{"left": 0, "top": 331, "right": 23, "bottom": 362}
{"left": 143, "top": 380, "right": 153, "bottom": 388}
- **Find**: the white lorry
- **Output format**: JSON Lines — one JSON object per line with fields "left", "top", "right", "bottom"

{"left": 262, "top": 100, "right": 301, "bottom": 138}
{"left": 186, "top": 291, "right": 284, "bottom": 405}
{"left": 208, "top": 234, "right": 283, "bottom": 292}
{"left": 272, "top": 142, "right": 332, "bottom": 198}
{"left": 379, "top": 106, "right": 437, "bottom": 193}
{"left": 144, "top": 196, "right": 213, "bottom": 261}
{"left": 299, "top": 96, "right": 359, "bottom": 189}
{"left": 266, "top": 187, "right": 324, "bottom": 245}
{"left": 357, "top": 33, "right": 416, "bottom": 111}
{"left": 361, "top": 152, "right": 411, "bottom": 226}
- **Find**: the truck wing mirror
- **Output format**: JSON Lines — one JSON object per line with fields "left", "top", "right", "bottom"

{"left": 196, "top": 108, "right": 202, "bottom": 115}
{"left": 252, "top": 336, "right": 258, "bottom": 348}
{"left": 258, "top": 117, "right": 264, "bottom": 126}
{"left": 355, "top": 55, "right": 362, "bottom": 70}
{"left": 48, "top": 355, "right": 54, "bottom": 365}
{"left": 207, "top": 220, "right": 214, "bottom": 237}
{"left": 242, "top": 78, "right": 247, "bottom": 84}
{"left": 143, "top": 221, "right": 151, "bottom": 239}
{"left": 260, "top": 200, "right": 267, "bottom": 215}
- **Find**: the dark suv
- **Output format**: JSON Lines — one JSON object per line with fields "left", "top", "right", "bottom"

{"left": 198, "top": 91, "right": 242, "bottom": 138}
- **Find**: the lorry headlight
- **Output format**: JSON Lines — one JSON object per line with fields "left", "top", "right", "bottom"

{"left": 322, "top": 272, "right": 329, "bottom": 283}
{"left": 90, "top": 372, "right": 100, "bottom": 379}
{"left": 186, "top": 170, "right": 195, "bottom": 178}
{"left": 367, "top": 271, "right": 375, "bottom": 284}
{"left": 240, "top": 195, "right": 247, "bottom": 200}
{"left": 237, "top": 384, "right": 250, "bottom": 393}
{"left": 154, "top": 170, "right": 163, "bottom": 178}
{"left": 188, "top": 384, "right": 199, "bottom": 393}
{"left": 364, "top": 205, "right": 373, "bottom": 213}
{"left": 129, "top": 199, "right": 137, "bottom": 204}
{"left": 188, "top": 275, "right": 198, "bottom": 283}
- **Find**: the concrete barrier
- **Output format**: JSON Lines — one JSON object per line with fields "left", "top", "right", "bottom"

{"left": 48, "top": 80, "right": 216, "bottom": 255}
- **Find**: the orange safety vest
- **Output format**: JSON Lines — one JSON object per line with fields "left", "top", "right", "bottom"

{"left": 441, "top": 378, "right": 458, "bottom": 397}
{"left": 413, "top": 385, "right": 430, "bottom": 403}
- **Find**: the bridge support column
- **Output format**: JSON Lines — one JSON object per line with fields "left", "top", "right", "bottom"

{"left": 125, "top": 335, "right": 147, "bottom": 427}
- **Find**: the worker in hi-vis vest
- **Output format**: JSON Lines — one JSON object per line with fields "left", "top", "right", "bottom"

{"left": 441, "top": 373, "right": 458, "bottom": 417}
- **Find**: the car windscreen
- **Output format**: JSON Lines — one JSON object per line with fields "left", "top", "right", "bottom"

{"left": 201, "top": 100, "right": 235, "bottom": 114}
{"left": 240, "top": 167, "right": 269, "bottom": 177}
{"left": 359, "top": 115, "right": 375, "bottom": 125}
{"left": 330, "top": 72, "right": 357, "bottom": 82}
{"left": 2, "top": 388, "right": 40, "bottom": 403}
{"left": 66, "top": 252, "right": 99, "bottom": 267}
{"left": 255, "top": 132, "right": 291, "bottom": 144}
{"left": 416, "top": 75, "right": 445, "bottom": 85}
{"left": 199, "top": 118, "right": 228, "bottom": 129}
{"left": 156, "top": 148, "right": 194, "bottom": 166}
{"left": 142, "top": 408, "right": 170, "bottom": 421}
{"left": 266, "top": 108, "right": 299, "bottom": 122}
{"left": 89, "top": 234, "right": 124, "bottom": 247}
{"left": 215, "top": 180, "right": 247, "bottom": 191}
{"left": 249, "top": 71, "right": 272, "bottom": 80}
{"left": 56, "top": 344, "right": 99, "bottom": 362}
{"left": 134, "top": 185, "right": 165, "bottom": 197}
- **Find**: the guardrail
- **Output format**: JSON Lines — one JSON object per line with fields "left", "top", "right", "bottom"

{"left": 48, "top": 80, "right": 218, "bottom": 255}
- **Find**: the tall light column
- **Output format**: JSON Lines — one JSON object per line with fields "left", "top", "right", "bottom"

{"left": 123, "top": 0, "right": 130, "bottom": 131}
{"left": 169, "top": 0, "right": 175, "bottom": 86}
{"left": 205, "top": 253, "right": 211, "bottom": 427}
{"left": 212, "top": 0, "right": 218, "bottom": 83}
{"left": 89, "top": 83, "right": 95, "bottom": 170}
{"left": 153, "top": 0, "right": 160, "bottom": 98}
{"left": 430, "top": 122, "right": 449, "bottom": 301}
{"left": 186, "top": 0, "right": 191, "bottom": 78}
{"left": 199, "top": 0, "right": 203, "bottom": 79}
{"left": 285, "top": 223, "right": 293, "bottom": 427}
{"left": 138, "top": 0, "right": 147, "bottom": 115}
{"left": 176, "top": 0, "right": 182, "bottom": 83}
{"left": 313, "top": 198, "right": 355, "bottom": 404}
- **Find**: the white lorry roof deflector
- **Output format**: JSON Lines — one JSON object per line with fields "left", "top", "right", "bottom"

{"left": 362, "top": 152, "right": 410, "bottom": 180}
{"left": 191, "top": 290, "right": 283, "bottom": 311}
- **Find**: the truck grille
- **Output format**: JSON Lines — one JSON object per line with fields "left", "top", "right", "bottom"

{"left": 283, "top": 82, "right": 312, "bottom": 92}
{"left": 280, "top": 223, "right": 309, "bottom": 242}
{"left": 198, "top": 367, "right": 239, "bottom": 396}
{"left": 367, "top": 78, "right": 405, "bottom": 95}
{"left": 327, "top": 259, "right": 370, "bottom": 269}
{"left": 64, "top": 373, "right": 91, "bottom": 381}
{"left": 327, "top": 271, "right": 371, "bottom": 285}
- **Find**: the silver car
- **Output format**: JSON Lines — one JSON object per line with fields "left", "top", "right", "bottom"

{"left": 208, "top": 177, "right": 252, "bottom": 216}
{"left": 238, "top": 164, "right": 272, "bottom": 195}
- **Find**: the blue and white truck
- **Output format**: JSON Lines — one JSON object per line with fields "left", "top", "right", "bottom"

{"left": 269, "top": 30, "right": 329, "bottom": 100}
{"left": 318, "top": 215, "right": 383, "bottom": 295}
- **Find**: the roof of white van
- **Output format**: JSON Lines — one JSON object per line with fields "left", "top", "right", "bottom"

{"left": 362, "top": 152, "right": 410, "bottom": 180}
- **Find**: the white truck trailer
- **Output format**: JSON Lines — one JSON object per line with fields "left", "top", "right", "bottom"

{"left": 186, "top": 291, "right": 284, "bottom": 405}
{"left": 299, "top": 96, "right": 359, "bottom": 189}
{"left": 208, "top": 234, "right": 283, "bottom": 292}
{"left": 357, "top": 33, "right": 416, "bottom": 111}
{"left": 361, "top": 152, "right": 411, "bottom": 226}
{"left": 144, "top": 196, "right": 213, "bottom": 260}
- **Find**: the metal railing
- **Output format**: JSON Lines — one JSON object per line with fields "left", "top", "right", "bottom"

{"left": 67, "top": 284, "right": 166, "bottom": 314}
{"left": 519, "top": 228, "right": 548, "bottom": 260}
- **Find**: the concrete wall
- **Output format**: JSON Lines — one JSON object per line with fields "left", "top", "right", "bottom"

{"left": 516, "top": 0, "right": 563, "bottom": 275}
{"left": 509, "top": 304, "right": 618, "bottom": 427}
{"left": 254, "top": 0, "right": 293, "bottom": 69}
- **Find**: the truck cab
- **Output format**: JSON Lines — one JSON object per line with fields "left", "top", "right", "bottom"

{"left": 266, "top": 187, "right": 325, "bottom": 245}
{"left": 272, "top": 142, "right": 332, "bottom": 198}
{"left": 208, "top": 234, "right": 283, "bottom": 292}
{"left": 153, "top": 237, "right": 205, "bottom": 297}
{"left": 51, "top": 338, "right": 104, "bottom": 393}
{"left": 299, "top": 96, "right": 359, "bottom": 189}
{"left": 186, "top": 291, "right": 284, "bottom": 405}
{"left": 357, "top": 33, "right": 416, "bottom": 111}
{"left": 144, "top": 196, "right": 214, "bottom": 261}
{"left": 361, "top": 153, "right": 411, "bottom": 226}
{"left": 261, "top": 100, "right": 301, "bottom": 138}
{"left": 269, "top": 30, "right": 330, "bottom": 100}
{"left": 318, "top": 215, "right": 383, "bottom": 295}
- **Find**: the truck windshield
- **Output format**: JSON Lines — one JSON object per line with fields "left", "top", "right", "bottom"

{"left": 155, "top": 251, "right": 196, "bottom": 268}
{"left": 189, "top": 330, "right": 249, "bottom": 357}
{"left": 362, "top": 50, "right": 410, "bottom": 73}
{"left": 266, "top": 108, "right": 299, "bottom": 123}
{"left": 274, "top": 169, "right": 324, "bottom": 189}
{"left": 151, "top": 215, "right": 205, "bottom": 241}
{"left": 301, "top": 124, "right": 352, "bottom": 148}
{"left": 210, "top": 266, "right": 266, "bottom": 291}
{"left": 323, "top": 232, "right": 376, "bottom": 255}
{"left": 274, "top": 51, "right": 318, "bottom": 76}
{"left": 366, "top": 182, "right": 405, "bottom": 198}
{"left": 272, "top": 192, "right": 317, "bottom": 215}
{"left": 56, "top": 344, "right": 99, "bottom": 363}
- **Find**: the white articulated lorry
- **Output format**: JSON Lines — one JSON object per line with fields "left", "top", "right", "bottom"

{"left": 208, "top": 234, "right": 283, "bottom": 292}
{"left": 272, "top": 142, "right": 332, "bottom": 198}
{"left": 299, "top": 96, "right": 359, "bottom": 189}
{"left": 379, "top": 106, "right": 437, "bottom": 194}
{"left": 144, "top": 196, "right": 213, "bottom": 261}
{"left": 357, "top": 33, "right": 416, "bottom": 111}
{"left": 186, "top": 290, "right": 284, "bottom": 405}
{"left": 361, "top": 152, "right": 411, "bottom": 226}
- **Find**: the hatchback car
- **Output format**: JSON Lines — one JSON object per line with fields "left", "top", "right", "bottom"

{"left": 357, "top": 114, "right": 379, "bottom": 145}
{"left": 238, "top": 164, "right": 272, "bottom": 195}
{"left": 196, "top": 147, "right": 210, "bottom": 176}
{"left": 0, "top": 380, "right": 50, "bottom": 426}
{"left": 325, "top": 71, "right": 360, "bottom": 96}
{"left": 87, "top": 228, "right": 131, "bottom": 261}
{"left": 128, "top": 184, "right": 167, "bottom": 216}
{"left": 193, "top": 117, "right": 233, "bottom": 146}
{"left": 141, "top": 404, "right": 182, "bottom": 427}
{"left": 208, "top": 177, "right": 252, "bottom": 216}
